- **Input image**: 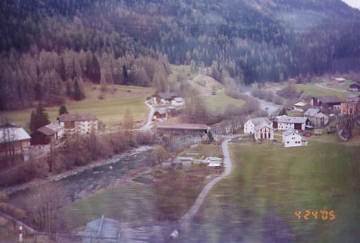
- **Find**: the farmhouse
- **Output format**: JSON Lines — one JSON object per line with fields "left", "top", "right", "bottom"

{"left": 346, "top": 94, "right": 360, "bottom": 103}
{"left": 156, "top": 123, "right": 209, "bottom": 135}
{"left": 254, "top": 123, "right": 274, "bottom": 141}
{"left": 311, "top": 96, "right": 343, "bottom": 111}
{"left": 282, "top": 129, "right": 307, "bottom": 148}
{"left": 57, "top": 113, "right": 98, "bottom": 135}
{"left": 273, "top": 115, "right": 309, "bottom": 131}
{"left": 348, "top": 83, "right": 360, "bottom": 92}
{"left": 340, "top": 102, "right": 360, "bottom": 116}
{"left": 244, "top": 117, "right": 272, "bottom": 135}
{"left": 293, "top": 101, "right": 307, "bottom": 112}
{"left": 31, "top": 123, "right": 63, "bottom": 145}
{"left": 304, "top": 108, "right": 329, "bottom": 128}
{"left": 153, "top": 92, "right": 179, "bottom": 105}
{"left": 0, "top": 123, "right": 31, "bottom": 157}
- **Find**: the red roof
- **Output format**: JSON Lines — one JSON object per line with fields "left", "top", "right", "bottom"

{"left": 156, "top": 123, "right": 209, "bottom": 130}
{"left": 58, "top": 113, "right": 97, "bottom": 122}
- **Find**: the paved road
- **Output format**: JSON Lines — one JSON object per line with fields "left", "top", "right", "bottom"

{"left": 177, "top": 136, "right": 239, "bottom": 234}
{"left": 139, "top": 101, "right": 155, "bottom": 131}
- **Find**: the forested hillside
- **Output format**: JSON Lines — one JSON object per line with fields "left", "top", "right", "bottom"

{"left": 1, "top": 0, "right": 360, "bottom": 110}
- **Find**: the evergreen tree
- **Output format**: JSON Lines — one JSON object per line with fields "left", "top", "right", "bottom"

{"left": 73, "top": 78, "right": 85, "bottom": 101}
{"left": 85, "top": 54, "right": 101, "bottom": 83}
{"left": 30, "top": 103, "right": 50, "bottom": 132}
{"left": 122, "top": 65, "right": 129, "bottom": 84}
{"left": 34, "top": 83, "right": 42, "bottom": 101}
{"left": 59, "top": 105, "right": 68, "bottom": 115}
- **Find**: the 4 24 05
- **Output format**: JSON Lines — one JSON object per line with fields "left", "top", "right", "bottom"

{"left": 294, "top": 210, "right": 335, "bottom": 221}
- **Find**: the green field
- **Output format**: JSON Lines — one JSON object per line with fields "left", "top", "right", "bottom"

{"left": 295, "top": 83, "right": 350, "bottom": 98}
{"left": 0, "top": 85, "right": 154, "bottom": 129}
{"left": 203, "top": 91, "right": 245, "bottom": 112}
{"left": 183, "top": 141, "right": 360, "bottom": 243}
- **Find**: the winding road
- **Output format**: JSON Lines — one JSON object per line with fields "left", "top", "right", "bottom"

{"left": 139, "top": 101, "right": 155, "bottom": 131}
{"left": 176, "top": 136, "right": 239, "bottom": 234}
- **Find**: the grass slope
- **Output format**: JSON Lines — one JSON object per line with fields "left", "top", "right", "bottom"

{"left": 185, "top": 141, "right": 360, "bottom": 243}
{"left": 0, "top": 85, "right": 154, "bottom": 129}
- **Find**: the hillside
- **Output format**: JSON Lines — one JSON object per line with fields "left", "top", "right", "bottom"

{"left": 1, "top": 0, "right": 360, "bottom": 111}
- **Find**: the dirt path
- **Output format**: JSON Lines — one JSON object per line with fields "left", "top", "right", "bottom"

{"left": 177, "top": 136, "right": 238, "bottom": 233}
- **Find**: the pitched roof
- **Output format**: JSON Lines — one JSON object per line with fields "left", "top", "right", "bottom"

{"left": 349, "top": 83, "right": 360, "bottom": 88}
{"left": 37, "top": 123, "right": 62, "bottom": 136}
{"left": 0, "top": 127, "right": 31, "bottom": 143}
{"left": 275, "top": 115, "right": 308, "bottom": 124}
{"left": 294, "top": 101, "right": 307, "bottom": 107}
{"left": 304, "top": 108, "right": 320, "bottom": 117}
{"left": 283, "top": 129, "right": 299, "bottom": 137}
{"left": 249, "top": 117, "right": 271, "bottom": 126}
{"left": 317, "top": 96, "right": 343, "bottom": 104}
{"left": 58, "top": 113, "right": 97, "bottom": 122}
{"left": 156, "top": 123, "right": 209, "bottom": 130}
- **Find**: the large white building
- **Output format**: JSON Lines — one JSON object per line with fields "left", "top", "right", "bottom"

{"left": 244, "top": 117, "right": 274, "bottom": 140}
{"left": 282, "top": 129, "right": 307, "bottom": 148}
{"left": 244, "top": 117, "right": 272, "bottom": 135}
{"left": 57, "top": 114, "right": 98, "bottom": 135}
{"left": 273, "top": 115, "right": 309, "bottom": 131}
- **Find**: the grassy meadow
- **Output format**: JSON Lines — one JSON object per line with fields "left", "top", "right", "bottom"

{"left": 0, "top": 84, "right": 154, "bottom": 129}
{"left": 295, "top": 83, "right": 349, "bottom": 98}
{"left": 183, "top": 141, "right": 360, "bottom": 243}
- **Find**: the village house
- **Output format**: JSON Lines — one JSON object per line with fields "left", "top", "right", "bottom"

{"left": 254, "top": 123, "right": 274, "bottom": 141}
{"left": 152, "top": 92, "right": 179, "bottom": 105}
{"left": 273, "top": 115, "right": 309, "bottom": 131}
{"left": 304, "top": 108, "right": 329, "bottom": 128}
{"left": 57, "top": 113, "right": 98, "bottom": 136}
{"left": 282, "top": 129, "right": 307, "bottom": 148}
{"left": 311, "top": 96, "right": 343, "bottom": 111}
{"left": 153, "top": 107, "right": 168, "bottom": 121}
{"left": 348, "top": 83, "right": 360, "bottom": 92}
{"left": 244, "top": 117, "right": 271, "bottom": 135}
{"left": 293, "top": 101, "right": 307, "bottom": 112}
{"left": 31, "top": 122, "right": 63, "bottom": 145}
{"left": 340, "top": 94, "right": 360, "bottom": 116}
{"left": 0, "top": 123, "right": 31, "bottom": 160}
{"left": 156, "top": 123, "right": 209, "bottom": 136}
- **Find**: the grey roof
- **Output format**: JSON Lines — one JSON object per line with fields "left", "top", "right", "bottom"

{"left": 249, "top": 117, "right": 271, "bottom": 126}
{"left": 314, "top": 112, "right": 328, "bottom": 119}
{"left": 157, "top": 92, "right": 178, "bottom": 100}
{"left": 275, "top": 115, "right": 308, "bottom": 124}
{"left": 0, "top": 127, "right": 31, "bottom": 143}
{"left": 156, "top": 123, "right": 209, "bottom": 130}
{"left": 304, "top": 108, "right": 320, "bottom": 117}
{"left": 283, "top": 129, "right": 299, "bottom": 137}
{"left": 317, "top": 96, "right": 343, "bottom": 104}
{"left": 37, "top": 123, "right": 62, "bottom": 136}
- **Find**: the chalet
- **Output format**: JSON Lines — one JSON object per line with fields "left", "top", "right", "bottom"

{"left": 244, "top": 117, "right": 272, "bottom": 135}
{"left": 254, "top": 123, "right": 274, "bottom": 141}
{"left": 304, "top": 108, "right": 329, "bottom": 128}
{"left": 31, "top": 123, "right": 63, "bottom": 145}
{"left": 156, "top": 123, "right": 209, "bottom": 136}
{"left": 340, "top": 94, "right": 360, "bottom": 116}
{"left": 340, "top": 102, "right": 360, "bottom": 116}
{"left": 0, "top": 123, "right": 31, "bottom": 158}
{"left": 346, "top": 94, "right": 360, "bottom": 103}
{"left": 153, "top": 108, "right": 168, "bottom": 120}
{"left": 57, "top": 113, "right": 98, "bottom": 135}
{"left": 293, "top": 101, "right": 307, "bottom": 112}
{"left": 282, "top": 129, "right": 307, "bottom": 148}
{"left": 153, "top": 92, "right": 179, "bottom": 105}
{"left": 311, "top": 96, "right": 343, "bottom": 111}
{"left": 334, "top": 77, "right": 346, "bottom": 84}
{"left": 348, "top": 83, "right": 360, "bottom": 92}
{"left": 273, "top": 115, "right": 309, "bottom": 131}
